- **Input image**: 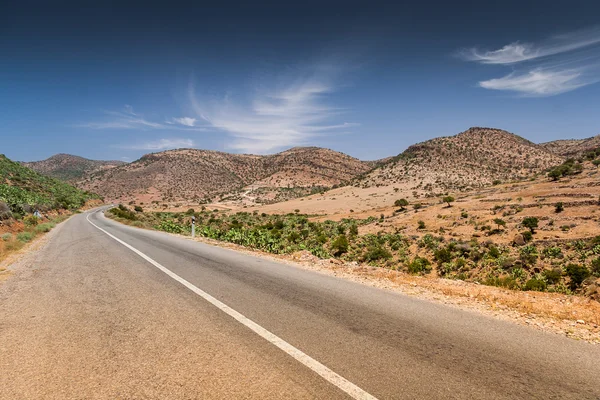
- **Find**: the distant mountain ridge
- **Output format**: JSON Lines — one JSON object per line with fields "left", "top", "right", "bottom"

{"left": 540, "top": 134, "right": 600, "bottom": 157}
{"left": 79, "top": 147, "right": 374, "bottom": 203}
{"left": 22, "top": 154, "right": 125, "bottom": 183}
{"left": 355, "top": 127, "right": 564, "bottom": 194}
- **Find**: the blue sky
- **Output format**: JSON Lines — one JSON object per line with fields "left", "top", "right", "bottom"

{"left": 2, "top": 0, "right": 600, "bottom": 162}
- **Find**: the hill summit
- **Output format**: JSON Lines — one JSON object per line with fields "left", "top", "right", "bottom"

{"left": 356, "top": 127, "right": 564, "bottom": 194}
{"left": 22, "top": 154, "right": 125, "bottom": 183}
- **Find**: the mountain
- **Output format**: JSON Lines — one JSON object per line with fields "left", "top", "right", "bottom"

{"left": 22, "top": 154, "right": 126, "bottom": 183}
{"left": 0, "top": 154, "right": 99, "bottom": 216}
{"left": 540, "top": 135, "right": 600, "bottom": 158}
{"left": 79, "top": 147, "right": 373, "bottom": 203}
{"left": 355, "top": 127, "right": 564, "bottom": 194}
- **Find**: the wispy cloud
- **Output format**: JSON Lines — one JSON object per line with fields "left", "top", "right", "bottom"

{"left": 76, "top": 106, "right": 205, "bottom": 131}
{"left": 170, "top": 117, "right": 197, "bottom": 127}
{"left": 479, "top": 69, "right": 591, "bottom": 96}
{"left": 121, "top": 138, "right": 195, "bottom": 151}
{"left": 460, "top": 26, "right": 600, "bottom": 96}
{"left": 188, "top": 66, "right": 356, "bottom": 154}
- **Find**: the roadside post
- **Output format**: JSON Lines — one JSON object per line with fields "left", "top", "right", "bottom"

{"left": 191, "top": 215, "right": 196, "bottom": 238}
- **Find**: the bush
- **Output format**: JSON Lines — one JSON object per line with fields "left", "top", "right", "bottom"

{"left": 406, "top": 257, "right": 431, "bottom": 275}
{"left": 134, "top": 205, "right": 144, "bottom": 212}
{"left": 565, "top": 263, "right": 590, "bottom": 290}
{"left": 524, "top": 278, "right": 547, "bottom": 292}
{"left": 522, "top": 231, "right": 533, "bottom": 242}
{"left": 591, "top": 258, "right": 600, "bottom": 277}
{"left": 23, "top": 215, "right": 39, "bottom": 227}
{"left": 16, "top": 231, "right": 35, "bottom": 243}
{"left": 330, "top": 234, "right": 349, "bottom": 257}
{"left": 186, "top": 208, "right": 195, "bottom": 215}
{"left": 417, "top": 220, "right": 426, "bottom": 230}
{"left": 1, "top": 233, "right": 12, "bottom": 241}
{"left": 543, "top": 268, "right": 562, "bottom": 285}
{"left": 109, "top": 206, "right": 137, "bottom": 221}
{"left": 434, "top": 247, "right": 453, "bottom": 264}
{"left": 34, "top": 223, "right": 55, "bottom": 233}
{"left": 362, "top": 245, "right": 392, "bottom": 262}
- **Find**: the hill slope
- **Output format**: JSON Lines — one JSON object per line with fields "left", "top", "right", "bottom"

{"left": 80, "top": 147, "right": 373, "bottom": 203}
{"left": 540, "top": 135, "right": 600, "bottom": 157}
{"left": 356, "top": 127, "right": 564, "bottom": 194}
{"left": 22, "top": 154, "right": 125, "bottom": 182}
{"left": 0, "top": 154, "right": 99, "bottom": 216}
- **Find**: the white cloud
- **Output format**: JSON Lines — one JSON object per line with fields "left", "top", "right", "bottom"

{"left": 478, "top": 69, "right": 592, "bottom": 97}
{"left": 461, "top": 26, "right": 600, "bottom": 96}
{"left": 171, "top": 117, "right": 197, "bottom": 127}
{"left": 123, "top": 138, "right": 195, "bottom": 151}
{"left": 188, "top": 69, "right": 356, "bottom": 154}
{"left": 462, "top": 26, "right": 600, "bottom": 65}
{"left": 76, "top": 106, "right": 206, "bottom": 131}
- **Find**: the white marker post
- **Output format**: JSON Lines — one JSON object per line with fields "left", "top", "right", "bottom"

{"left": 191, "top": 215, "right": 196, "bottom": 238}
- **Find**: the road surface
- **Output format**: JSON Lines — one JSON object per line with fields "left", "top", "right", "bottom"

{"left": 0, "top": 209, "right": 598, "bottom": 399}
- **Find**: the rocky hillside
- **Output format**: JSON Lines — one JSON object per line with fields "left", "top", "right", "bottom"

{"left": 0, "top": 154, "right": 99, "bottom": 216}
{"left": 80, "top": 147, "right": 373, "bottom": 203}
{"left": 540, "top": 135, "right": 600, "bottom": 158}
{"left": 356, "top": 127, "right": 564, "bottom": 195}
{"left": 22, "top": 154, "right": 125, "bottom": 182}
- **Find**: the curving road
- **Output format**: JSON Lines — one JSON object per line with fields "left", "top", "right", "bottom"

{"left": 0, "top": 208, "right": 599, "bottom": 399}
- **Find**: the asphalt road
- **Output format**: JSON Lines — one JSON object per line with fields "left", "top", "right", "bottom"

{"left": 1, "top": 209, "right": 599, "bottom": 399}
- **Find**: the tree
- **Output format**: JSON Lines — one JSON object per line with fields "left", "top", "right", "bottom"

{"left": 522, "top": 217, "right": 539, "bottom": 234}
{"left": 554, "top": 202, "right": 564, "bottom": 213}
{"left": 442, "top": 196, "right": 455, "bottom": 207}
{"left": 394, "top": 198, "right": 409, "bottom": 210}
{"left": 134, "top": 205, "right": 143, "bottom": 213}
{"left": 548, "top": 169, "right": 562, "bottom": 181}
{"left": 493, "top": 218, "right": 506, "bottom": 230}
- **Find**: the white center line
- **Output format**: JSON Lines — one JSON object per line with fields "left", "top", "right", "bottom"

{"left": 86, "top": 211, "right": 378, "bottom": 400}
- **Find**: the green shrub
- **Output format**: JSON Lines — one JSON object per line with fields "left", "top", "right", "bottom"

{"left": 543, "top": 268, "right": 562, "bottom": 285}
{"left": 1, "top": 233, "right": 12, "bottom": 241}
{"left": 330, "top": 235, "right": 349, "bottom": 257}
{"left": 16, "top": 231, "right": 35, "bottom": 243}
{"left": 542, "top": 246, "right": 562, "bottom": 259}
{"left": 487, "top": 246, "right": 501, "bottom": 259}
{"left": 155, "top": 220, "right": 186, "bottom": 234}
{"left": 522, "top": 231, "right": 533, "bottom": 242}
{"left": 34, "top": 223, "right": 55, "bottom": 233}
{"left": 434, "top": 247, "right": 453, "bottom": 264}
{"left": 591, "top": 258, "right": 600, "bottom": 277}
{"left": 406, "top": 257, "right": 431, "bottom": 274}
{"left": 417, "top": 220, "right": 426, "bottom": 230}
{"left": 524, "top": 278, "right": 547, "bottom": 292}
{"left": 565, "top": 263, "right": 590, "bottom": 290}
{"left": 362, "top": 245, "right": 392, "bottom": 262}
{"left": 519, "top": 245, "right": 538, "bottom": 265}
{"left": 23, "top": 215, "right": 39, "bottom": 227}
{"left": 134, "top": 205, "right": 143, "bottom": 212}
